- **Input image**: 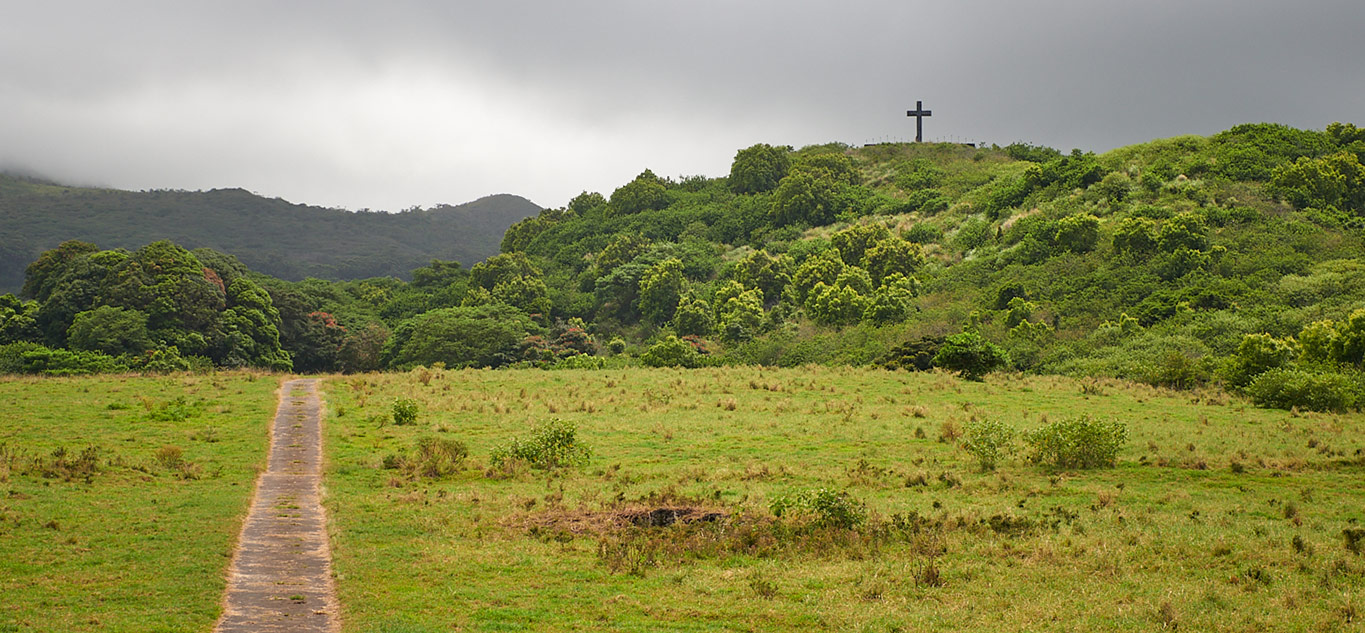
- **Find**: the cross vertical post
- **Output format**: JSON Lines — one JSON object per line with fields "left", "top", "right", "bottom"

{"left": 906, "top": 100, "right": 932, "bottom": 143}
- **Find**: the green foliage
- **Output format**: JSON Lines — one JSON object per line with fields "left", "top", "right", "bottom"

{"left": 66, "top": 306, "right": 152, "bottom": 357}
{"left": 0, "top": 294, "right": 41, "bottom": 344}
{"left": 770, "top": 167, "right": 842, "bottom": 226}
{"left": 791, "top": 248, "right": 845, "bottom": 303}
{"left": 1112, "top": 217, "right": 1158, "bottom": 256}
{"left": 830, "top": 224, "right": 893, "bottom": 268}
{"left": 715, "top": 283, "right": 765, "bottom": 342}
{"left": 391, "top": 398, "right": 419, "bottom": 426}
{"left": 1247, "top": 368, "right": 1359, "bottom": 413}
{"left": 1223, "top": 333, "right": 1298, "bottom": 389}
{"left": 609, "top": 170, "right": 669, "bottom": 215}
{"left": 672, "top": 296, "right": 714, "bottom": 337}
{"left": 1053, "top": 214, "right": 1099, "bottom": 253}
{"left": 729, "top": 144, "right": 792, "bottom": 194}
{"left": 470, "top": 252, "right": 541, "bottom": 290}
{"left": 805, "top": 282, "right": 868, "bottom": 327}
{"left": 963, "top": 419, "right": 1016, "bottom": 471}
{"left": 862, "top": 237, "right": 924, "bottom": 285}
{"left": 490, "top": 418, "right": 591, "bottom": 469}
{"left": 933, "top": 332, "right": 1010, "bottom": 381}
{"left": 386, "top": 305, "right": 542, "bottom": 369}
{"left": 1270, "top": 151, "right": 1365, "bottom": 213}
{"left": 731, "top": 250, "right": 792, "bottom": 305}
{"left": 641, "top": 335, "right": 707, "bottom": 369}
{"left": 769, "top": 488, "right": 867, "bottom": 529}
{"left": 1023, "top": 416, "right": 1128, "bottom": 469}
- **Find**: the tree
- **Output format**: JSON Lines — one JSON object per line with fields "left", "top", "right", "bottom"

{"left": 791, "top": 248, "right": 845, "bottom": 303}
{"left": 862, "top": 238, "right": 923, "bottom": 286}
{"left": 1053, "top": 214, "right": 1100, "bottom": 253}
{"left": 609, "top": 170, "right": 668, "bottom": 215}
{"left": 1268, "top": 151, "right": 1365, "bottom": 213}
{"left": 1157, "top": 213, "right": 1209, "bottom": 253}
{"left": 491, "top": 274, "right": 552, "bottom": 317}
{"left": 0, "top": 294, "right": 41, "bottom": 344}
{"left": 732, "top": 250, "right": 792, "bottom": 305}
{"left": 770, "top": 168, "right": 841, "bottom": 226}
{"left": 470, "top": 252, "right": 541, "bottom": 290}
{"left": 1112, "top": 217, "right": 1157, "bottom": 256}
{"left": 338, "top": 322, "right": 390, "bottom": 373}
{"left": 806, "top": 282, "right": 868, "bottom": 327}
{"left": 729, "top": 143, "right": 792, "bottom": 194}
{"left": 66, "top": 306, "right": 153, "bottom": 357}
{"left": 637, "top": 258, "right": 687, "bottom": 325}
{"left": 673, "top": 295, "right": 714, "bottom": 337}
{"left": 831, "top": 223, "right": 894, "bottom": 267}
{"left": 714, "top": 282, "right": 764, "bottom": 342}
{"left": 22, "top": 240, "right": 99, "bottom": 301}
{"left": 386, "top": 305, "right": 542, "bottom": 369}
{"left": 933, "top": 332, "right": 1010, "bottom": 380}
{"left": 863, "top": 273, "right": 918, "bottom": 326}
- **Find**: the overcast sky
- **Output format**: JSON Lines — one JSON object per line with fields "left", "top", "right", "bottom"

{"left": 2, "top": 1, "right": 1361, "bottom": 211}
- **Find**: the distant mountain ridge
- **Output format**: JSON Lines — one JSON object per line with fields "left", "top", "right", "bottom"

{"left": 0, "top": 173, "right": 541, "bottom": 293}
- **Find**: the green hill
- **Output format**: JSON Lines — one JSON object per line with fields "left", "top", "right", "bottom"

{"left": 5, "top": 122, "right": 1365, "bottom": 412}
{"left": 0, "top": 175, "right": 540, "bottom": 291}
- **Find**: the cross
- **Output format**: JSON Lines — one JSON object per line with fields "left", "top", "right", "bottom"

{"left": 906, "top": 100, "right": 932, "bottom": 143}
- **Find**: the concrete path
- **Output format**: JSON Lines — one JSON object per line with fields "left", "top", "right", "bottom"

{"left": 215, "top": 378, "right": 340, "bottom": 632}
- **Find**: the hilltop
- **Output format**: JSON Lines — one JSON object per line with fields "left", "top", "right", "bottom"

{"left": 0, "top": 174, "right": 540, "bottom": 291}
{"left": 3, "top": 122, "right": 1364, "bottom": 412}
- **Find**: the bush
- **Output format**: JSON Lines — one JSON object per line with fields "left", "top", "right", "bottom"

{"left": 1247, "top": 368, "right": 1359, "bottom": 413}
{"left": 933, "top": 332, "right": 1010, "bottom": 380}
{"left": 769, "top": 488, "right": 867, "bottom": 529}
{"left": 490, "top": 418, "right": 591, "bottom": 469}
{"left": 641, "top": 335, "right": 706, "bottom": 368}
{"left": 1024, "top": 416, "right": 1128, "bottom": 469}
{"left": 963, "top": 419, "right": 1016, "bottom": 471}
{"left": 391, "top": 398, "right": 419, "bottom": 426}
{"left": 389, "top": 436, "right": 468, "bottom": 479}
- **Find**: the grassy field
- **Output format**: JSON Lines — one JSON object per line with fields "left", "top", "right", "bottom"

{"left": 322, "top": 366, "right": 1365, "bottom": 632}
{"left": 0, "top": 372, "right": 278, "bottom": 632}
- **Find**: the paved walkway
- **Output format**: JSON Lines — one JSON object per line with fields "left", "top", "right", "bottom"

{"left": 215, "top": 378, "right": 339, "bottom": 632}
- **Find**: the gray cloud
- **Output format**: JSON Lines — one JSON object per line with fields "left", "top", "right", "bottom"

{"left": 1, "top": 1, "right": 1361, "bottom": 211}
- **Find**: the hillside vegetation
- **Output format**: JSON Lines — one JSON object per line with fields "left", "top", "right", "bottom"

{"left": 3, "top": 122, "right": 1365, "bottom": 411}
{"left": 0, "top": 176, "right": 540, "bottom": 291}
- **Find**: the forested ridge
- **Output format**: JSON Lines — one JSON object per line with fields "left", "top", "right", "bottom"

{"left": 4, "top": 122, "right": 1365, "bottom": 412}
{"left": 0, "top": 176, "right": 540, "bottom": 291}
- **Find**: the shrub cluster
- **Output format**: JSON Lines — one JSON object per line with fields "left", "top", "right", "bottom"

{"left": 1023, "top": 416, "right": 1128, "bottom": 469}
{"left": 963, "top": 418, "right": 1016, "bottom": 471}
{"left": 769, "top": 488, "right": 868, "bottom": 529}
{"left": 490, "top": 418, "right": 591, "bottom": 469}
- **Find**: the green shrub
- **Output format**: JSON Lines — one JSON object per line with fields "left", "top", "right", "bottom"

{"left": 963, "top": 419, "right": 1017, "bottom": 471}
{"left": 391, "top": 398, "right": 419, "bottom": 426}
{"left": 1024, "top": 416, "right": 1128, "bottom": 469}
{"left": 933, "top": 332, "right": 1010, "bottom": 381}
{"left": 1223, "top": 333, "right": 1298, "bottom": 389}
{"left": 1247, "top": 368, "right": 1359, "bottom": 413}
{"left": 490, "top": 418, "right": 591, "bottom": 469}
{"left": 769, "top": 488, "right": 867, "bottom": 529}
{"left": 641, "top": 335, "right": 706, "bottom": 368}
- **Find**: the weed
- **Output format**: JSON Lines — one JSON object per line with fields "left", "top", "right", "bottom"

{"left": 770, "top": 488, "right": 867, "bottom": 529}
{"left": 388, "top": 436, "right": 468, "bottom": 480}
{"left": 490, "top": 418, "right": 591, "bottom": 470}
{"left": 391, "top": 398, "right": 419, "bottom": 426}
{"left": 1343, "top": 528, "right": 1365, "bottom": 555}
{"left": 148, "top": 396, "right": 196, "bottom": 422}
{"left": 749, "top": 572, "right": 779, "bottom": 599}
{"left": 1157, "top": 600, "right": 1178, "bottom": 629}
{"left": 963, "top": 418, "right": 1016, "bottom": 471}
{"left": 937, "top": 420, "right": 962, "bottom": 443}
{"left": 1024, "top": 415, "right": 1128, "bottom": 469}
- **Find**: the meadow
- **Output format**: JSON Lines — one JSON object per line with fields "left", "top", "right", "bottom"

{"left": 0, "top": 372, "right": 278, "bottom": 632}
{"left": 322, "top": 366, "right": 1365, "bottom": 632}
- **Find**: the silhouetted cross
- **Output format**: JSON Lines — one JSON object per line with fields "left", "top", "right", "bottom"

{"left": 906, "top": 101, "right": 932, "bottom": 143}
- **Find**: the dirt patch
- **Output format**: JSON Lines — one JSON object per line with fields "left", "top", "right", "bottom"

{"left": 214, "top": 378, "right": 339, "bottom": 633}
{"left": 510, "top": 504, "right": 729, "bottom": 535}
